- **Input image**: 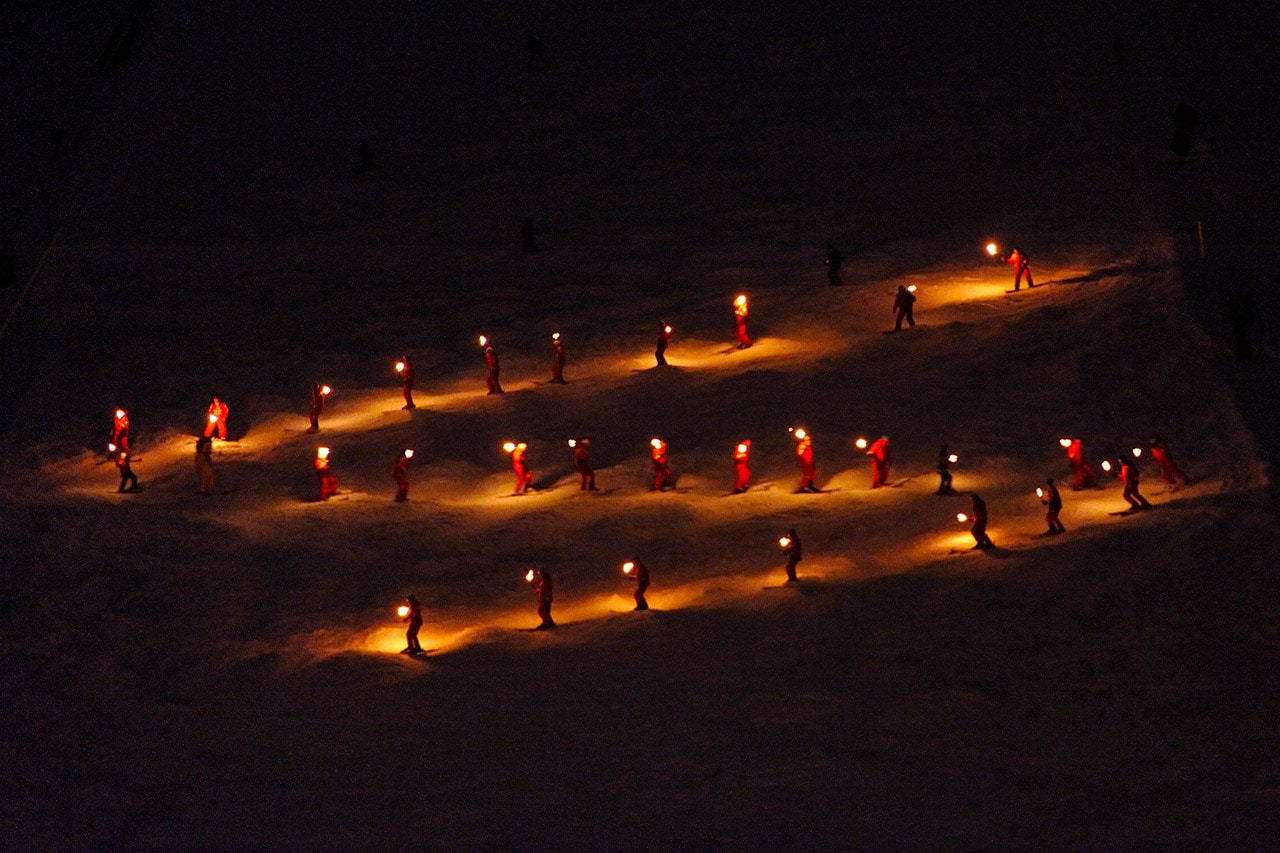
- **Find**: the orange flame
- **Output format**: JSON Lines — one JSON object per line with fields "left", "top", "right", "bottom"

{"left": 525, "top": 569, "right": 535, "bottom": 582}
{"left": 503, "top": 442, "right": 516, "bottom": 453}
{"left": 778, "top": 536, "right": 790, "bottom": 548}
{"left": 1036, "top": 487, "right": 1044, "bottom": 498}
{"left": 855, "top": 437, "right": 867, "bottom": 449}
{"left": 1132, "top": 447, "right": 1142, "bottom": 457}
{"left": 956, "top": 513, "right": 968, "bottom": 523}
{"left": 317, "top": 447, "right": 330, "bottom": 459}
{"left": 396, "top": 605, "right": 410, "bottom": 618}
{"left": 395, "top": 361, "right": 405, "bottom": 373}
{"left": 321, "top": 385, "right": 332, "bottom": 395}
{"left": 404, "top": 449, "right": 414, "bottom": 459}
{"left": 1059, "top": 438, "right": 1073, "bottom": 448}
{"left": 948, "top": 454, "right": 958, "bottom": 463}
{"left": 479, "top": 335, "right": 487, "bottom": 347}
{"left": 986, "top": 242, "right": 998, "bottom": 256}
{"left": 1101, "top": 460, "right": 1112, "bottom": 472}
{"left": 650, "top": 438, "right": 663, "bottom": 449}
{"left": 622, "top": 561, "right": 634, "bottom": 574}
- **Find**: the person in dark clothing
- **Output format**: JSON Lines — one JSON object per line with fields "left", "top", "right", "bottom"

{"left": 402, "top": 595, "right": 423, "bottom": 655}
{"left": 1119, "top": 457, "right": 1152, "bottom": 511}
{"left": 624, "top": 560, "right": 650, "bottom": 610}
{"left": 534, "top": 569, "right": 555, "bottom": 629}
{"left": 308, "top": 382, "right": 328, "bottom": 432}
{"left": 892, "top": 285, "right": 916, "bottom": 331}
{"left": 936, "top": 444, "right": 955, "bottom": 494}
{"left": 781, "top": 529, "right": 802, "bottom": 582}
{"left": 969, "top": 493, "right": 994, "bottom": 548}
{"left": 1042, "top": 478, "right": 1065, "bottom": 534}
{"left": 1148, "top": 434, "right": 1191, "bottom": 488}
{"left": 550, "top": 333, "right": 567, "bottom": 383}
{"left": 484, "top": 345, "right": 505, "bottom": 394}
{"left": 825, "top": 244, "right": 843, "bottom": 286}
{"left": 655, "top": 322, "right": 671, "bottom": 366}
{"left": 569, "top": 439, "right": 597, "bottom": 490}
{"left": 397, "top": 356, "right": 416, "bottom": 410}
{"left": 116, "top": 451, "right": 139, "bottom": 493}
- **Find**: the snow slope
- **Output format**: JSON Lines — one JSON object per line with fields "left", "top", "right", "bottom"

{"left": 2, "top": 0, "right": 1278, "bottom": 847}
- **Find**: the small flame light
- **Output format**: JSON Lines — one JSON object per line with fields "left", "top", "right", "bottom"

{"left": 567, "top": 439, "right": 577, "bottom": 448}
{"left": 778, "top": 536, "right": 790, "bottom": 548}
{"left": 1101, "top": 460, "right": 1112, "bottom": 472}
{"left": 396, "top": 605, "right": 410, "bottom": 618}
{"left": 108, "top": 443, "right": 117, "bottom": 452}
{"left": 317, "top": 447, "right": 330, "bottom": 459}
{"left": 321, "top": 385, "right": 332, "bottom": 395}
{"left": 986, "top": 242, "right": 999, "bottom": 256}
{"left": 855, "top": 437, "right": 867, "bottom": 449}
{"left": 115, "top": 409, "right": 125, "bottom": 419}
{"left": 737, "top": 443, "right": 748, "bottom": 454}
{"left": 1059, "top": 438, "right": 1073, "bottom": 448}
{"left": 735, "top": 295, "right": 747, "bottom": 307}
{"left": 404, "top": 449, "right": 414, "bottom": 459}
{"left": 650, "top": 438, "right": 663, "bottom": 449}
{"left": 525, "top": 569, "right": 535, "bottom": 582}
{"left": 1036, "top": 487, "right": 1044, "bottom": 498}
{"left": 907, "top": 284, "right": 918, "bottom": 292}
{"left": 208, "top": 414, "right": 218, "bottom": 424}
{"left": 956, "top": 513, "right": 969, "bottom": 523}
{"left": 622, "top": 561, "right": 634, "bottom": 574}
{"left": 395, "top": 361, "right": 405, "bottom": 373}
{"left": 948, "top": 454, "right": 959, "bottom": 463}
{"left": 1132, "top": 447, "right": 1142, "bottom": 458}
{"left": 664, "top": 325, "right": 672, "bottom": 334}
{"left": 479, "top": 335, "right": 488, "bottom": 347}
{"left": 552, "top": 332, "right": 560, "bottom": 341}
{"left": 503, "top": 442, "right": 516, "bottom": 453}
{"left": 792, "top": 428, "right": 807, "bottom": 440}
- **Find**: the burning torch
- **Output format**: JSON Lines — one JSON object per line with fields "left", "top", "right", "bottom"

{"left": 525, "top": 569, "right": 535, "bottom": 583}
{"left": 778, "top": 535, "right": 791, "bottom": 549}
{"left": 396, "top": 604, "right": 410, "bottom": 618}
{"left": 622, "top": 561, "right": 635, "bottom": 575}
{"left": 479, "top": 335, "right": 488, "bottom": 348}
{"left": 855, "top": 437, "right": 867, "bottom": 449}
{"left": 986, "top": 242, "right": 999, "bottom": 257}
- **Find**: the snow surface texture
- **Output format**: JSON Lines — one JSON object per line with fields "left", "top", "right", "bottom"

{"left": 2, "top": 1, "right": 1279, "bottom": 847}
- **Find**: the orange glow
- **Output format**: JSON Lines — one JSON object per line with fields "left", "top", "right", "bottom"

{"left": 479, "top": 335, "right": 488, "bottom": 347}
{"left": 1036, "top": 487, "right": 1044, "bottom": 498}
{"left": 734, "top": 295, "right": 747, "bottom": 307}
{"left": 1132, "top": 447, "right": 1143, "bottom": 457}
{"left": 208, "top": 414, "right": 219, "bottom": 423}
{"left": 552, "top": 332, "right": 560, "bottom": 341}
{"left": 986, "top": 242, "right": 999, "bottom": 256}
{"left": 107, "top": 443, "right": 117, "bottom": 452}
{"left": 622, "top": 561, "right": 635, "bottom": 574}
{"left": 396, "top": 605, "right": 410, "bottom": 618}
{"left": 395, "top": 361, "right": 405, "bottom": 373}
{"left": 1059, "top": 438, "right": 1073, "bottom": 448}
{"left": 503, "top": 442, "right": 516, "bottom": 453}
{"left": 567, "top": 439, "right": 577, "bottom": 448}
{"left": 664, "top": 325, "right": 672, "bottom": 334}
{"left": 403, "top": 449, "right": 414, "bottom": 459}
{"left": 792, "top": 428, "right": 807, "bottom": 441}
{"left": 855, "top": 437, "right": 867, "bottom": 449}
{"left": 317, "top": 447, "right": 330, "bottom": 459}
{"left": 737, "top": 443, "right": 749, "bottom": 454}
{"left": 115, "top": 409, "right": 125, "bottom": 419}
{"left": 525, "top": 569, "right": 535, "bottom": 582}
{"left": 948, "top": 454, "right": 959, "bottom": 463}
{"left": 1101, "top": 460, "right": 1112, "bottom": 472}
{"left": 907, "top": 284, "right": 918, "bottom": 292}
{"left": 650, "top": 438, "right": 663, "bottom": 449}
{"left": 778, "top": 536, "right": 790, "bottom": 548}
{"left": 956, "top": 513, "right": 969, "bottom": 523}
{"left": 321, "top": 385, "right": 332, "bottom": 395}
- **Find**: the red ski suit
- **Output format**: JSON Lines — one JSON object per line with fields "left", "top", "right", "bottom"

{"left": 484, "top": 347, "right": 504, "bottom": 394}
{"left": 535, "top": 571, "right": 554, "bottom": 626}
{"left": 315, "top": 455, "right": 338, "bottom": 500}
{"left": 795, "top": 438, "right": 815, "bottom": 490}
{"left": 204, "top": 400, "right": 229, "bottom": 439}
{"left": 1150, "top": 439, "right": 1190, "bottom": 486}
{"left": 734, "top": 443, "right": 751, "bottom": 491}
{"left": 511, "top": 446, "right": 533, "bottom": 493}
{"left": 734, "top": 303, "right": 751, "bottom": 347}
{"left": 551, "top": 340, "right": 566, "bottom": 384}
{"left": 867, "top": 437, "right": 891, "bottom": 488}
{"left": 111, "top": 412, "right": 130, "bottom": 453}
{"left": 403, "top": 598, "right": 423, "bottom": 652}
{"left": 393, "top": 455, "right": 410, "bottom": 501}
{"left": 1066, "top": 440, "right": 1095, "bottom": 488}
{"left": 573, "top": 445, "right": 595, "bottom": 490}
{"left": 651, "top": 442, "right": 673, "bottom": 490}
{"left": 1006, "top": 249, "right": 1033, "bottom": 289}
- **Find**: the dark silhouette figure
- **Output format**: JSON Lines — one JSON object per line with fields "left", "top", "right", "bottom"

{"left": 1066, "top": 438, "right": 1096, "bottom": 489}
{"left": 936, "top": 444, "right": 955, "bottom": 494}
{"left": 399, "top": 355, "right": 416, "bottom": 409}
{"left": 195, "top": 437, "right": 217, "bottom": 495}
{"left": 782, "top": 529, "right": 802, "bottom": 582}
{"left": 892, "top": 285, "right": 916, "bottom": 331}
{"left": 525, "top": 36, "right": 551, "bottom": 69}
{"left": 1148, "top": 435, "right": 1191, "bottom": 487}
{"left": 402, "top": 595, "right": 423, "bottom": 654}
{"left": 308, "top": 381, "right": 324, "bottom": 432}
{"left": 571, "top": 440, "right": 597, "bottom": 490}
{"left": 393, "top": 450, "right": 412, "bottom": 502}
{"left": 627, "top": 559, "right": 650, "bottom": 610}
{"left": 550, "top": 335, "right": 566, "bottom": 383}
{"left": 1042, "top": 478, "right": 1066, "bottom": 534}
{"left": 357, "top": 139, "right": 375, "bottom": 172}
{"left": 1227, "top": 293, "right": 1256, "bottom": 360}
{"left": 534, "top": 569, "right": 555, "bottom": 629}
{"left": 655, "top": 322, "right": 670, "bottom": 366}
{"left": 969, "top": 493, "right": 994, "bottom": 548}
{"left": 1173, "top": 101, "right": 1198, "bottom": 157}
{"left": 521, "top": 217, "right": 538, "bottom": 252}
{"left": 0, "top": 238, "right": 14, "bottom": 291}
{"left": 116, "top": 451, "right": 139, "bottom": 492}
{"left": 1119, "top": 458, "right": 1152, "bottom": 511}
{"left": 825, "top": 244, "right": 843, "bottom": 286}
{"left": 484, "top": 345, "right": 504, "bottom": 394}
{"left": 1113, "top": 34, "right": 1124, "bottom": 66}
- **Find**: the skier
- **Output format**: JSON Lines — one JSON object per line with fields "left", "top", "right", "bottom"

{"left": 1042, "top": 477, "right": 1066, "bottom": 534}
{"left": 782, "top": 528, "right": 802, "bottom": 582}
{"left": 1148, "top": 434, "right": 1191, "bottom": 487}
{"left": 969, "top": 493, "right": 994, "bottom": 548}
{"left": 508, "top": 442, "right": 533, "bottom": 494}
{"left": 650, "top": 438, "right": 673, "bottom": 491}
{"left": 569, "top": 439, "right": 597, "bottom": 491}
{"left": 401, "top": 594, "right": 423, "bottom": 655}
{"left": 1005, "top": 247, "right": 1034, "bottom": 290}
{"left": 655, "top": 322, "right": 671, "bottom": 366}
{"left": 936, "top": 444, "right": 955, "bottom": 495}
{"left": 534, "top": 569, "right": 555, "bottom": 629}
{"left": 109, "top": 408, "right": 130, "bottom": 456}
{"left": 204, "top": 396, "right": 229, "bottom": 439}
{"left": 867, "top": 435, "right": 891, "bottom": 489}
{"left": 393, "top": 449, "right": 413, "bottom": 502}
{"left": 115, "top": 451, "right": 139, "bottom": 493}
{"left": 1119, "top": 456, "right": 1152, "bottom": 511}
{"left": 484, "top": 343, "right": 504, "bottom": 394}
{"left": 733, "top": 295, "right": 752, "bottom": 349}
{"left": 1065, "top": 438, "right": 1096, "bottom": 489}
{"left": 891, "top": 285, "right": 916, "bottom": 332}
{"left": 194, "top": 436, "right": 217, "bottom": 495}
{"left": 732, "top": 440, "right": 751, "bottom": 494}
{"left": 550, "top": 333, "right": 567, "bottom": 384}
{"left": 825, "top": 244, "right": 843, "bottom": 286}
{"left": 625, "top": 559, "right": 650, "bottom": 611}
{"left": 315, "top": 447, "right": 338, "bottom": 501}
{"left": 794, "top": 429, "right": 818, "bottom": 493}
{"left": 308, "top": 382, "right": 328, "bottom": 432}
{"left": 397, "top": 356, "right": 416, "bottom": 410}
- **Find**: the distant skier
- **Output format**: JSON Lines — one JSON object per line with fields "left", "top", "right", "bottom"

{"left": 550, "top": 334, "right": 567, "bottom": 383}
{"left": 509, "top": 442, "right": 533, "bottom": 494}
{"left": 1148, "top": 434, "right": 1191, "bottom": 488}
{"left": 969, "top": 493, "right": 994, "bottom": 548}
{"left": 733, "top": 440, "right": 751, "bottom": 494}
{"left": 534, "top": 569, "right": 555, "bottom": 629}
{"left": 115, "top": 451, "right": 139, "bottom": 493}
{"left": 867, "top": 435, "right": 891, "bottom": 489}
{"left": 655, "top": 322, "right": 671, "bottom": 366}
{"left": 1119, "top": 457, "right": 1152, "bottom": 511}
{"left": 936, "top": 444, "right": 955, "bottom": 494}
{"left": 525, "top": 35, "right": 551, "bottom": 70}
{"left": 625, "top": 559, "right": 650, "bottom": 611}
{"left": 521, "top": 217, "right": 539, "bottom": 252}
{"left": 794, "top": 430, "right": 817, "bottom": 493}
{"left": 825, "top": 244, "right": 843, "bottom": 286}
{"left": 109, "top": 408, "right": 130, "bottom": 457}
{"left": 570, "top": 439, "right": 597, "bottom": 491}
{"left": 397, "top": 356, "right": 416, "bottom": 410}
{"left": 308, "top": 382, "right": 327, "bottom": 432}
{"left": 650, "top": 438, "right": 673, "bottom": 491}
{"left": 393, "top": 449, "right": 413, "bottom": 502}
{"left": 733, "top": 295, "right": 752, "bottom": 349}
{"left": 1065, "top": 438, "right": 1095, "bottom": 489}
{"left": 1042, "top": 477, "right": 1065, "bottom": 534}
{"left": 1005, "top": 247, "right": 1034, "bottom": 290}
{"left": 204, "top": 396, "right": 229, "bottom": 439}
{"left": 315, "top": 447, "right": 338, "bottom": 501}
{"left": 401, "top": 594, "right": 423, "bottom": 655}
{"left": 891, "top": 285, "right": 916, "bottom": 332}
{"left": 782, "top": 528, "right": 802, "bottom": 582}
{"left": 484, "top": 344, "right": 504, "bottom": 394}
{"left": 195, "top": 436, "right": 217, "bottom": 495}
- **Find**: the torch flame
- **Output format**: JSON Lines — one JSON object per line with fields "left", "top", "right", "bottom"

{"left": 503, "top": 442, "right": 516, "bottom": 453}
{"left": 525, "top": 569, "right": 535, "bottom": 582}
{"left": 317, "top": 447, "right": 330, "bottom": 459}
{"left": 778, "top": 536, "right": 790, "bottom": 548}
{"left": 734, "top": 295, "right": 747, "bottom": 307}
{"left": 737, "top": 443, "right": 748, "bottom": 454}
{"left": 956, "top": 513, "right": 969, "bottom": 523}
{"left": 1101, "top": 460, "right": 1112, "bottom": 472}
{"left": 479, "top": 335, "right": 487, "bottom": 347}
{"left": 396, "top": 605, "right": 410, "bottom": 618}
{"left": 1059, "top": 438, "right": 1073, "bottom": 448}
{"left": 986, "top": 242, "right": 998, "bottom": 256}
{"left": 208, "top": 414, "right": 218, "bottom": 423}
{"left": 1036, "top": 487, "right": 1044, "bottom": 498}
{"left": 115, "top": 409, "right": 125, "bottom": 419}
{"left": 395, "top": 361, "right": 405, "bottom": 373}
{"left": 622, "top": 561, "right": 634, "bottom": 574}
{"left": 793, "top": 428, "right": 807, "bottom": 440}
{"left": 948, "top": 454, "right": 959, "bottom": 463}
{"left": 664, "top": 325, "right": 672, "bottom": 334}
{"left": 108, "top": 443, "right": 117, "bottom": 452}
{"left": 1132, "top": 447, "right": 1142, "bottom": 457}
{"left": 321, "top": 385, "right": 332, "bottom": 395}
{"left": 404, "top": 449, "right": 414, "bottom": 459}
{"left": 907, "top": 284, "right": 917, "bottom": 292}
{"left": 650, "top": 438, "right": 662, "bottom": 449}
{"left": 567, "top": 439, "right": 576, "bottom": 448}
{"left": 552, "top": 332, "right": 560, "bottom": 340}
{"left": 855, "top": 437, "right": 867, "bottom": 449}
